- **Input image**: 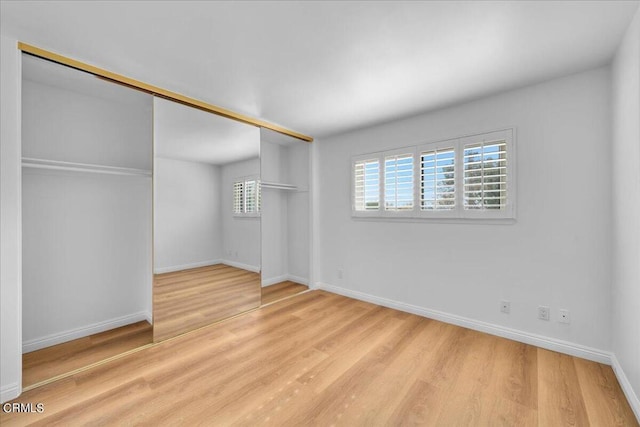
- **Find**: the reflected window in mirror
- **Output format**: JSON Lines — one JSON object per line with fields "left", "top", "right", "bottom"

{"left": 233, "top": 175, "right": 261, "bottom": 217}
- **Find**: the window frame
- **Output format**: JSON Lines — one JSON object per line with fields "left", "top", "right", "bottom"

{"left": 459, "top": 129, "right": 514, "bottom": 220}
{"left": 416, "top": 138, "right": 459, "bottom": 219}
{"left": 351, "top": 128, "right": 516, "bottom": 221}
{"left": 381, "top": 147, "right": 417, "bottom": 218}
{"left": 352, "top": 154, "right": 382, "bottom": 217}
{"left": 233, "top": 174, "right": 261, "bottom": 218}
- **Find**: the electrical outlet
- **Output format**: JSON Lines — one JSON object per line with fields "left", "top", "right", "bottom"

{"left": 559, "top": 309, "right": 570, "bottom": 324}
{"left": 500, "top": 300, "right": 510, "bottom": 314}
{"left": 538, "top": 305, "right": 550, "bottom": 321}
{"left": 337, "top": 269, "right": 343, "bottom": 279}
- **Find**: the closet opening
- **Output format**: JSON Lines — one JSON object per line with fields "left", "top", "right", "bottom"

{"left": 260, "top": 129, "right": 311, "bottom": 303}
{"left": 21, "top": 53, "right": 153, "bottom": 388}
{"left": 19, "top": 51, "right": 313, "bottom": 391}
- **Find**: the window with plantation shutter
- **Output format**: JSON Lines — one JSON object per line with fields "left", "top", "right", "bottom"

{"left": 351, "top": 128, "right": 514, "bottom": 220}
{"left": 384, "top": 153, "right": 414, "bottom": 211}
{"left": 463, "top": 140, "right": 507, "bottom": 211}
{"left": 256, "top": 179, "right": 261, "bottom": 212}
{"left": 245, "top": 179, "right": 257, "bottom": 213}
{"left": 354, "top": 159, "right": 380, "bottom": 212}
{"left": 233, "top": 176, "right": 261, "bottom": 217}
{"left": 233, "top": 181, "right": 243, "bottom": 214}
{"left": 420, "top": 147, "right": 455, "bottom": 211}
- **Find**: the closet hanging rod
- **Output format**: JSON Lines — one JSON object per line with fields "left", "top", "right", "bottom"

{"left": 261, "top": 181, "right": 298, "bottom": 190}
{"left": 22, "top": 157, "right": 152, "bottom": 177}
{"left": 18, "top": 42, "right": 314, "bottom": 143}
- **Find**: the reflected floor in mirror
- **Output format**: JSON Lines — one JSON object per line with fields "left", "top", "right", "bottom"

{"left": 22, "top": 321, "right": 152, "bottom": 388}
{"left": 153, "top": 264, "right": 261, "bottom": 342}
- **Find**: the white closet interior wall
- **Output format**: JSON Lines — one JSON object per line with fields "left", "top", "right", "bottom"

{"left": 286, "top": 143, "right": 310, "bottom": 285}
{"left": 261, "top": 139, "right": 310, "bottom": 286}
{"left": 21, "top": 58, "right": 153, "bottom": 353}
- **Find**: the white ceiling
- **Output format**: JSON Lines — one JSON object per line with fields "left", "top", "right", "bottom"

{"left": 1, "top": 1, "right": 638, "bottom": 139}
{"left": 154, "top": 97, "right": 259, "bottom": 165}
{"left": 22, "top": 54, "right": 152, "bottom": 108}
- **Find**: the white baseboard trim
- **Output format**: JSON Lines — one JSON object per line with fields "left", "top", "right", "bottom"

{"left": 0, "top": 382, "right": 20, "bottom": 404}
{"left": 143, "top": 311, "right": 153, "bottom": 324}
{"left": 22, "top": 311, "right": 151, "bottom": 354}
{"left": 611, "top": 354, "right": 640, "bottom": 422}
{"left": 262, "top": 274, "right": 289, "bottom": 287}
{"left": 287, "top": 274, "right": 309, "bottom": 286}
{"left": 154, "top": 259, "right": 221, "bottom": 274}
{"left": 262, "top": 274, "right": 310, "bottom": 287}
{"left": 221, "top": 260, "right": 261, "bottom": 273}
{"left": 316, "top": 282, "right": 612, "bottom": 365}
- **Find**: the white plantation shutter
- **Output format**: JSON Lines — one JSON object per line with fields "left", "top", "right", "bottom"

{"left": 351, "top": 129, "right": 514, "bottom": 219}
{"left": 233, "top": 181, "right": 243, "bottom": 214}
{"left": 384, "top": 154, "right": 414, "bottom": 211}
{"left": 354, "top": 159, "right": 380, "bottom": 211}
{"left": 233, "top": 176, "right": 261, "bottom": 216}
{"left": 420, "top": 147, "right": 455, "bottom": 210}
{"left": 256, "top": 179, "right": 261, "bottom": 213}
{"left": 244, "top": 180, "right": 257, "bottom": 213}
{"left": 463, "top": 140, "right": 507, "bottom": 210}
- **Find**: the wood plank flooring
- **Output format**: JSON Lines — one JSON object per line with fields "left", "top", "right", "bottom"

{"left": 22, "top": 321, "right": 152, "bottom": 389}
{"left": 22, "top": 273, "right": 304, "bottom": 390}
{"left": 3, "top": 291, "right": 637, "bottom": 426}
{"left": 153, "top": 264, "right": 261, "bottom": 342}
{"left": 261, "top": 280, "right": 308, "bottom": 305}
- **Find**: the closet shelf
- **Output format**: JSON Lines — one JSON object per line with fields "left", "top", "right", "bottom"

{"left": 261, "top": 181, "right": 298, "bottom": 191}
{"left": 22, "top": 157, "right": 152, "bottom": 177}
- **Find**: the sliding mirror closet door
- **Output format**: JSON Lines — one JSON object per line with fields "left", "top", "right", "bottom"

{"left": 21, "top": 54, "right": 153, "bottom": 388}
{"left": 260, "top": 129, "right": 310, "bottom": 304}
{"left": 153, "top": 97, "right": 261, "bottom": 342}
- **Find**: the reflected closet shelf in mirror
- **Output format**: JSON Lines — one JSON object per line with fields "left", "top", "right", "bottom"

{"left": 22, "top": 158, "right": 152, "bottom": 177}
{"left": 261, "top": 181, "right": 307, "bottom": 192}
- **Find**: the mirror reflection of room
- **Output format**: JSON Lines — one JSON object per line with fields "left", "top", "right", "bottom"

{"left": 21, "top": 54, "right": 153, "bottom": 388}
{"left": 153, "top": 98, "right": 261, "bottom": 342}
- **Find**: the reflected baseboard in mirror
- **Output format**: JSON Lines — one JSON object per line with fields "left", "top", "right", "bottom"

{"left": 22, "top": 321, "right": 152, "bottom": 388}
{"left": 153, "top": 264, "right": 261, "bottom": 342}
{"left": 153, "top": 96, "right": 262, "bottom": 342}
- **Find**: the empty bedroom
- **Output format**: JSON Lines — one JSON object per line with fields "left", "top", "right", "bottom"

{"left": 1, "top": 1, "right": 639, "bottom": 425}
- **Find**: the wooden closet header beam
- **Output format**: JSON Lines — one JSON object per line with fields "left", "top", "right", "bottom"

{"left": 18, "top": 42, "right": 314, "bottom": 143}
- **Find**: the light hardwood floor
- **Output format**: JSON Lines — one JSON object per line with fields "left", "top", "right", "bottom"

{"left": 262, "top": 280, "right": 308, "bottom": 305}
{"left": 21, "top": 321, "right": 152, "bottom": 389}
{"left": 153, "top": 264, "right": 261, "bottom": 342}
{"left": 21, "top": 273, "right": 305, "bottom": 390}
{"left": 3, "top": 291, "right": 637, "bottom": 426}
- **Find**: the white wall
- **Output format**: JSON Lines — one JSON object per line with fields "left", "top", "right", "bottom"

{"left": 221, "top": 157, "right": 261, "bottom": 271}
{"left": 22, "top": 170, "right": 152, "bottom": 347}
{"left": 316, "top": 67, "right": 612, "bottom": 354}
{"left": 22, "top": 80, "right": 151, "bottom": 170}
{"left": 611, "top": 7, "right": 640, "bottom": 417}
{"left": 21, "top": 71, "right": 153, "bottom": 353}
{"left": 261, "top": 142, "right": 288, "bottom": 283}
{"left": 0, "top": 35, "right": 22, "bottom": 403}
{"left": 154, "top": 158, "right": 222, "bottom": 273}
{"left": 286, "top": 143, "right": 310, "bottom": 284}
